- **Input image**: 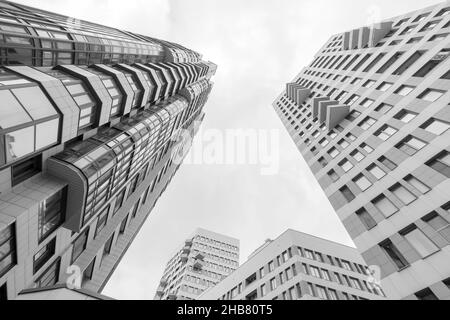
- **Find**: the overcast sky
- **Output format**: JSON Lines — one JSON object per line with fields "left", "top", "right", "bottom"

{"left": 17, "top": 0, "right": 443, "bottom": 299}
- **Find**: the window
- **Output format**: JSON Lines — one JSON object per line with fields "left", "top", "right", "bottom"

{"left": 338, "top": 139, "right": 350, "bottom": 149}
{"left": 307, "top": 283, "right": 315, "bottom": 297}
{"left": 418, "top": 89, "right": 445, "bottom": 102}
{"left": 310, "top": 266, "right": 321, "bottom": 278}
{"left": 339, "top": 159, "right": 354, "bottom": 172}
{"left": 11, "top": 154, "right": 42, "bottom": 186}
{"left": 375, "top": 125, "right": 397, "bottom": 141}
{"left": 363, "top": 80, "right": 376, "bottom": 88}
{"left": 268, "top": 261, "right": 275, "bottom": 272}
{"left": 305, "top": 249, "right": 314, "bottom": 260}
{"left": 414, "top": 49, "right": 450, "bottom": 77}
{"left": 426, "top": 151, "right": 450, "bottom": 177}
{"left": 368, "top": 164, "right": 386, "bottom": 180}
{"left": 359, "top": 117, "right": 376, "bottom": 130}
{"left": 33, "top": 238, "right": 56, "bottom": 274}
{"left": 361, "top": 143, "right": 374, "bottom": 154}
{"left": 375, "top": 103, "right": 393, "bottom": 114}
{"left": 328, "top": 170, "right": 339, "bottom": 182}
{"left": 350, "top": 278, "right": 362, "bottom": 290}
{"left": 422, "top": 212, "right": 450, "bottom": 242}
{"left": 353, "top": 174, "right": 372, "bottom": 191}
{"left": 316, "top": 286, "right": 328, "bottom": 300}
{"left": 38, "top": 188, "right": 67, "bottom": 243}
{"left": 245, "top": 273, "right": 257, "bottom": 286}
{"left": 356, "top": 208, "right": 377, "bottom": 230}
{"left": 103, "top": 233, "right": 114, "bottom": 258}
{"left": 0, "top": 224, "right": 16, "bottom": 278}
{"left": 71, "top": 228, "right": 89, "bottom": 263}
{"left": 83, "top": 258, "right": 96, "bottom": 284}
{"left": 415, "top": 288, "right": 438, "bottom": 300}
{"left": 261, "top": 284, "right": 267, "bottom": 297}
{"left": 351, "top": 150, "right": 365, "bottom": 162}
{"left": 380, "top": 240, "right": 409, "bottom": 269}
{"left": 270, "top": 278, "right": 277, "bottom": 290}
{"left": 404, "top": 176, "right": 430, "bottom": 194}
{"left": 259, "top": 267, "right": 265, "bottom": 278}
{"left": 394, "top": 110, "right": 417, "bottom": 123}
{"left": 328, "top": 147, "right": 340, "bottom": 158}
{"left": 0, "top": 283, "right": 6, "bottom": 301}
{"left": 340, "top": 186, "right": 355, "bottom": 202}
{"left": 322, "top": 269, "right": 331, "bottom": 281}
{"left": 361, "top": 98, "right": 374, "bottom": 108}
{"left": 373, "top": 195, "right": 398, "bottom": 217}
{"left": 377, "top": 52, "right": 404, "bottom": 73}
{"left": 421, "top": 119, "right": 450, "bottom": 135}
{"left": 393, "top": 51, "right": 425, "bottom": 75}
{"left": 119, "top": 215, "right": 128, "bottom": 235}
{"left": 377, "top": 82, "right": 393, "bottom": 92}
{"left": 35, "top": 258, "right": 60, "bottom": 288}
{"left": 328, "top": 289, "right": 338, "bottom": 300}
{"left": 95, "top": 206, "right": 109, "bottom": 237}
{"left": 396, "top": 136, "right": 427, "bottom": 155}
{"left": 395, "top": 85, "right": 414, "bottom": 96}
{"left": 114, "top": 189, "right": 126, "bottom": 213}
{"left": 401, "top": 225, "right": 439, "bottom": 258}
{"left": 286, "top": 267, "right": 294, "bottom": 280}
{"left": 379, "top": 156, "right": 397, "bottom": 171}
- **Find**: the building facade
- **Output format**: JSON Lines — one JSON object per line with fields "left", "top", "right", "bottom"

{"left": 154, "top": 228, "right": 239, "bottom": 300}
{"left": 0, "top": 1, "right": 216, "bottom": 300}
{"left": 199, "top": 229, "right": 385, "bottom": 300}
{"left": 273, "top": 3, "right": 450, "bottom": 300}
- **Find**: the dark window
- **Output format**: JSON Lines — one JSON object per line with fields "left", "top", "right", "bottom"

{"left": 377, "top": 52, "right": 404, "bottom": 73}
{"left": 356, "top": 208, "right": 377, "bottom": 230}
{"left": 103, "top": 233, "right": 114, "bottom": 257}
{"left": 426, "top": 151, "right": 450, "bottom": 178}
{"left": 83, "top": 258, "right": 96, "bottom": 284}
{"left": 35, "top": 258, "right": 60, "bottom": 288}
{"left": 0, "top": 283, "right": 7, "bottom": 301}
{"left": 443, "top": 278, "right": 450, "bottom": 290}
{"left": 245, "top": 289, "right": 258, "bottom": 301}
{"left": 245, "top": 273, "right": 257, "bottom": 286}
{"left": 0, "top": 224, "right": 16, "bottom": 278}
{"left": 393, "top": 51, "right": 425, "bottom": 75}
{"left": 71, "top": 228, "right": 89, "bottom": 263}
{"left": 363, "top": 53, "right": 386, "bottom": 72}
{"left": 95, "top": 206, "right": 109, "bottom": 237}
{"left": 11, "top": 154, "right": 42, "bottom": 186}
{"left": 33, "top": 238, "right": 56, "bottom": 274}
{"left": 415, "top": 288, "right": 438, "bottom": 300}
{"left": 340, "top": 186, "right": 355, "bottom": 202}
{"left": 380, "top": 240, "right": 409, "bottom": 269}
{"left": 38, "top": 188, "right": 67, "bottom": 243}
{"left": 114, "top": 189, "right": 126, "bottom": 214}
{"left": 414, "top": 49, "right": 450, "bottom": 77}
{"left": 119, "top": 215, "right": 128, "bottom": 235}
{"left": 422, "top": 212, "right": 450, "bottom": 242}
{"left": 131, "top": 201, "right": 140, "bottom": 219}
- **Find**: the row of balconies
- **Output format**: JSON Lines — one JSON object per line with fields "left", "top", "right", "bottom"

{"left": 342, "top": 21, "right": 393, "bottom": 50}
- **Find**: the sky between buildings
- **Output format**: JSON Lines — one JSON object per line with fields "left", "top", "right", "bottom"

{"left": 16, "top": 0, "right": 444, "bottom": 299}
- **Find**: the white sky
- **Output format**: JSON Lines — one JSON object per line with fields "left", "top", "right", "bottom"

{"left": 15, "top": 0, "right": 444, "bottom": 299}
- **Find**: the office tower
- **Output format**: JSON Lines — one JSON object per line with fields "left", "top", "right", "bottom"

{"left": 198, "top": 229, "right": 385, "bottom": 300}
{"left": 0, "top": 1, "right": 216, "bottom": 300}
{"left": 273, "top": 3, "right": 450, "bottom": 300}
{"left": 154, "top": 228, "right": 239, "bottom": 300}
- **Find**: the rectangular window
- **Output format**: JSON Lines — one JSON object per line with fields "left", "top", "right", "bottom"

{"left": 372, "top": 195, "right": 398, "bottom": 217}
{"left": 401, "top": 225, "right": 439, "bottom": 258}
{"left": 33, "top": 238, "right": 56, "bottom": 274}
{"left": 35, "top": 258, "right": 60, "bottom": 288}
{"left": 353, "top": 174, "right": 372, "bottom": 191}
{"left": 358, "top": 117, "right": 376, "bottom": 130}
{"left": 71, "top": 228, "right": 89, "bottom": 263}
{"left": 83, "top": 258, "right": 96, "bottom": 284}
{"left": 114, "top": 189, "right": 126, "bottom": 214}
{"left": 95, "top": 206, "right": 109, "bottom": 237}
{"left": 377, "top": 52, "right": 404, "bottom": 73}
{"left": 380, "top": 239, "right": 409, "bottom": 269}
{"left": 38, "top": 188, "right": 67, "bottom": 243}
{"left": 0, "top": 224, "right": 16, "bottom": 278}
{"left": 316, "top": 286, "right": 328, "bottom": 300}
{"left": 270, "top": 278, "right": 277, "bottom": 290}
{"left": 394, "top": 110, "right": 417, "bottom": 123}
{"left": 422, "top": 212, "right": 450, "bottom": 242}
{"left": 368, "top": 164, "right": 386, "bottom": 180}
{"left": 356, "top": 208, "right": 377, "bottom": 230}
{"left": 340, "top": 186, "right": 356, "bottom": 202}
{"left": 414, "top": 49, "right": 450, "bottom": 77}
{"left": 328, "top": 170, "right": 339, "bottom": 182}
{"left": 339, "top": 159, "right": 354, "bottom": 172}
{"left": 379, "top": 156, "right": 397, "bottom": 171}
{"left": 375, "top": 103, "right": 393, "bottom": 114}
{"left": 421, "top": 118, "right": 450, "bottom": 135}
{"left": 11, "top": 154, "right": 42, "bottom": 186}
{"left": 377, "top": 82, "right": 393, "bottom": 92}
{"left": 268, "top": 261, "right": 275, "bottom": 272}
{"left": 119, "top": 215, "right": 128, "bottom": 235}
{"left": 396, "top": 136, "right": 427, "bottom": 156}
{"left": 375, "top": 125, "right": 398, "bottom": 141}
{"left": 415, "top": 288, "right": 438, "bottom": 300}
{"left": 395, "top": 85, "right": 414, "bottom": 96}
{"left": 310, "top": 266, "right": 321, "bottom": 278}
{"left": 404, "top": 175, "right": 430, "bottom": 194}
{"left": 393, "top": 51, "right": 425, "bottom": 75}
{"left": 426, "top": 151, "right": 450, "bottom": 178}
{"left": 261, "top": 284, "right": 267, "bottom": 297}
{"left": 418, "top": 89, "right": 445, "bottom": 102}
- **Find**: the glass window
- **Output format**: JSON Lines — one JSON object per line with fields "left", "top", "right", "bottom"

{"left": 0, "top": 224, "right": 16, "bottom": 278}
{"left": 402, "top": 226, "right": 439, "bottom": 258}
{"left": 353, "top": 174, "right": 372, "bottom": 191}
{"left": 422, "top": 212, "right": 450, "bottom": 242}
{"left": 396, "top": 136, "right": 427, "bottom": 156}
{"left": 71, "top": 228, "right": 89, "bottom": 263}
{"left": 395, "top": 85, "right": 414, "bottom": 96}
{"left": 375, "top": 125, "right": 397, "bottom": 141}
{"left": 340, "top": 186, "right": 355, "bottom": 202}
{"left": 373, "top": 195, "right": 398, "bottom": 217}
{"left": 356, "top": 208, "right": 377, "bottom": 230}
{"left": 426, "top": 151, "right": 450, "bottom": 178}
{"left": 394, "top": 110, "right": 417, "bottom": 123}
{"left": 12, "top": 87, "right": 57, "bottom": 120}
{"left": 11, "top": 154, "right": 41, "bottom": 186}
{"left": 415, "top": 288, "right": 438, "bottom": 300}
{"left": 310, "top": 266, "right": 321, "bottom": 278}
{"left": 380, "top": 240, "right": 408, "bottom": 269}
{"left": 35, "top": 259, "right": 60, "bottom": 288}
{"left": 33, "top": 238, "right": 56, "bottom": 274}
{"left": 421, "top": 119, "right": 450, "bottom": 135}
{"left": 368, "top": 164, "right": 386, "bottom": 180}
{"left": 316, "top": 286, "right": 328, "bottom": 300}
{"left": 418, "top": 89, "right": 445, "bottom": 102}
{"left": 38, "top": 188, "right": 66, "bottom": 242}
{"left": 404, "top": 176, "right": 430, "bottom": 194}
{"left": 0, "top": 90, "right": 32, "bottom": 129}
{"left": 340, "top": 159, "right": 354, "bottom": 172}
{"left": 5, "top": 126, "right": 35, "bottom": 161}
{"left": 36, "top": 119, "right": 59, "bottom": 150}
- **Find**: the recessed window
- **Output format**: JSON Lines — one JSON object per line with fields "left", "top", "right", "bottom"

{"left": 328, "top": 147, "right": 340, "bottom": 159}
{"left": 422, "top": 212, "right": 450, "bottom": 242}
{"left": 11, "top": 154, "right": 42, "bottom": 187}
{"left": 390, "top": 183, "right": 417, "bottom": 205}
{"left": 346, "top": 133, "right": 356, "bottom": 141}
{"left": 394, "top": 110, "right": 417, "bottom": 123}
{"left": 415, "top": 288, "right": 438, "bottom": 300}
{"left": 327, "top": 170, "right": 339, "bottom": 182}
{"left": 95, "top": 206, "right": 110, "bottom": 237}
{"left": 363, "top": 80, "right": 376, "bottom": 88}
{"left": 421, "top": 118, "right": 450, "bottom": 135}
{"left": 377, "top": 82, "right": 393, "bottom": 92}
{"left": 35, "top": 258, "right": 60, "bottom": 288}
{"left": 358, "top": 117, "right": 376, "bottom": 130}
{"left": 401, "top": 225, "right": 439, "bottom": 258}
{"left": 379, "top": 240, "right": 408, "bottom": 269}
{"left": 0, "top": 224, "right": 16, "bottom": 278}
{"left": 353, "top": 174, "right": 372, "bottom": 191}
{"left": 414, "top": 49, "right": 450, "bottom": 77}
{"left": 319, "top": 138, "right": 329, "bottom": 147}
{"left": 340, "top": 186, "right": 355, "bottom": 202}
{"left": 83, "top": 258, "right": 96, "bottom": 284}
{"left": 368, "top": 164, "right": 387, "bottom": 180}
{"left": 360, "top": 98, "right": 374, "bottom": 108}
{"left": 360, "top": 143, "right": 374, "bottom": 154}
{"left": 375, "top": 125, "right": 398, "bottom": 141}
{"left": 396, "top": 136, "right": 427, "bottom": 156}
{"left": 71, "top": 228, "right": 89, "bottom": 263}
{"left": 375, "top": 103, "right": 393, "bottom": 114}
{"left": 356, "top": 208, "right": 377, "bottom": 230}
{"left": 38, "top": 188, "right": 66, "bottom": 243}
{"left": 378, "top": 156, "right": 397, "bottom": 171}
{"left": 33, "top": 238, "right": 56, "bottom": 274}
{"left": 339, "top": 159, "right": 354, "bottom": 172}
{"left": 404, "top": 175, "right": 430, "bottom": 194}
{"left": 338, "top": 139, "right": 350, "bottom": 149}
{"left": 418, "top": 89, "right": 445, "bottom": 102}
{"left": 395, "top": 85, "right": 414, "bottom": 96}
{"left": 426, "top": 151, "right": 450, "bottom": 177}
{"left": 350, "top": 150, "right": 365, "bottom": 162}
{"left": 373, "top": 195, "right": 398, "bottom": 217}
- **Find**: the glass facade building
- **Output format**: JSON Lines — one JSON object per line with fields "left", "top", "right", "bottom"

{"left": 273, "top": 3, "right": 450, "bottom": 300}
{"left": 0, "top": 1, "right": 216, "bottom": 300}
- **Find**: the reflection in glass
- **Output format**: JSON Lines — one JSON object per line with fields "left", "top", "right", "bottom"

{"left": 36, "top": 119, "right": 59, "bottom": 149}
{"left": 0, "top": 90, "right": 31, "bottom": 129}
{"left": 12, "top": 86, "right": 57, "bottom": 120}
{"left": 5, "top": 126, "right": 34, "bottom": 161}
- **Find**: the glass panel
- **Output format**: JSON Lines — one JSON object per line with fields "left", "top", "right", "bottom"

{"left": 36, "top": 119, "right": 59, "bottom": 150}
{"left": 12, "top": 87, "right": 57, "bottom": 120}
{"left": 404, "top": 229, "right": 439, "bottom": 257}
{"left": 74, "top": 94, "right": 92, "bottom": 106}
{"left": 0, "top": 90, "right": 31, "bottom": 129}
{"left": 66, "top": 84, "right": 85, "bottom": 95}
{"left": 5, "top": 126, "right": 34, "bottom": 161}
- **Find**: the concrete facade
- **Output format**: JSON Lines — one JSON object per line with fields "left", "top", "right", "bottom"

{"left": 273, "top": 3, "right": 450, "bottom": 300}
{"left": 155, "top": 228, "right": 240, "bottom": 300}
{"left": 0, "top": 1, "right": 216, "bottom": 300}
{"left": 199, "top": 230, "right": 385, "bottom": 300}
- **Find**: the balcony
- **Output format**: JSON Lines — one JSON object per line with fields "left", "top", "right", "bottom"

{"left": 343, "top": 21, "right": 393, "bottom": 50}
{"left": 286, "top": 83, "right": 311, "bottom": 106}
{"left": 312, "top": 96, "right": 350, "bottom": 130}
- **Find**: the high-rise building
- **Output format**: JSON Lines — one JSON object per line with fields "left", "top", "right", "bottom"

{"left": 273, "top": 3, "right": 450, "bottom": 300}
{"left": 0, "top": 1, "right": 216, "bottom": 300}
{"left": 154, "top": 228, "right": 239, "bottom": 300}
{"left": 198, "top": 229, "right": 385, "bottom": 300}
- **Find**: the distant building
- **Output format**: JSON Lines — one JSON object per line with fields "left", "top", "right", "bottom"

{"left": 198, "top": 229, "right": 385, "bottom": 300}
{"left": 273, "top": 3, "right": 450, "bottom": 299}
{"left": 154, "top": 228, "right": 239, "bottom": 300}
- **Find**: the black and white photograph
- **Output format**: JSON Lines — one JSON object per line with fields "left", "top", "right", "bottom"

{"left": 0, "top": 0, "right": 449, "bottom": 309}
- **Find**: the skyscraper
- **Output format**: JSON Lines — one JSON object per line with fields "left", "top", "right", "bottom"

{"left": 154, "top": 228, "right": 239, "bottom": 300}
{"left": 273, "top": 3, "right": 450, "bottom": 300}
{"left": 0, "top": 1, "right": 216, "bottom": 300}
{"left": 198, "top": 229, "right": 385, "bottom": 300}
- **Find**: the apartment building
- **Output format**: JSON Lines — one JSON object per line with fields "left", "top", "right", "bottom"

{"left": 198, "top": 229, "right": 385, "bottom": 300}
{"left": 0, "top": 1, "right": 216, "bottom": 300}
{"left": 273, "top": 3, "right": 450, "bottom": 300}
{"left": 155, "top": 228, "right": 239, "bottom": 300}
